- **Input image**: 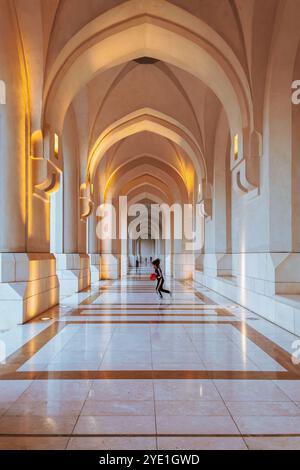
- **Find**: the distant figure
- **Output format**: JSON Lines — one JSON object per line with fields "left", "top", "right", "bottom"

{"left": 152, "top": 258, "right": 171, "bottom": 299}
{"left": 150, "top": 256, "right": 152, "bottom": 264}
{"left": 145, "top": 257, "right": 147, "bottom": 265}
{"left": 135, "top": 257, "right": 139, "bottom": 273}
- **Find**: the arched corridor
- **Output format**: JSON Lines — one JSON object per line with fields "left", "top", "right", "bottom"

{"left": 1, "top": 0, "right": 300, "bottom": 451}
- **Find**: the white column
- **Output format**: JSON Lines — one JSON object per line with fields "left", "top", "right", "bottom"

{"left": 100, "top": 195, "right": 119, "bottom": 279}
{"left": 0, "top": 9, "right": 59, "bottom": 328}
{"left": 55, "top": 112, "right": 91, "bottom": 296}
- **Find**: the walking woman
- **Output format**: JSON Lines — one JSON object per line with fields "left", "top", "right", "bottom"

{"left": 152, "top": 258, "right": 171, "bottom": 298}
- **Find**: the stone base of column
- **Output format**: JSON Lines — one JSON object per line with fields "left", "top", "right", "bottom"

{"left": 120, "top": 254, "right": 128, "bottom": 278}
{"left": 164, "top": 254, "right": 172, "bottom": 277}
{"left": 128, "top": 255, "right": 135, "bottom": 267}
{"left": 201, "top": 252, "right": 300, "bottom": 295}
{"left": 100, "top": 254, "right": 119, "bottom": 280}
{"left": 195, "top": 254, "right": 204, "bottom": 272}
{"left": 0, "top": 253, "right": 59, "bottom": 329}
{"left": 193, "top": 252, "right": 300, "bottom": 335}
{"left": 89, "top": 254, "right": 101, "bottom": 283}
{"left": 203, "top": 253, "right": 232, "bottom": 278}
{"left": 172, "top": 254, "right": 195, "bottom": 280}
{"left": 55, "top": 254, "right": 91, "bottom": 296}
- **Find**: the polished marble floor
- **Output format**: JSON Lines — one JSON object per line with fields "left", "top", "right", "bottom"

{"left": 1, "top": 267, "right": 300, "bottom": 450}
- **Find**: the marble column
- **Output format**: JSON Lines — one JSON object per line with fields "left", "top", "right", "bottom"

{"left": 88, "top": 183, "right": 101, "bottom": 283}
{"left": 0, "top": 8, "right": 59, "bottom": 328}
{"left": 55, "top": 112, "right": 91, "bottom": 296}
{"left": 99, "top": 195, "right": 119, "bottom": 280}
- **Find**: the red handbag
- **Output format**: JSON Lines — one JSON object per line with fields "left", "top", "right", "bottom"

{"left": 149, "top": 273, "right": 157, "bottom": 281}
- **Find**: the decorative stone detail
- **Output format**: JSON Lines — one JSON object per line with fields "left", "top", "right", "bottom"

{"left": 31, "top": 129, "right": 62, "bottom": 201}
{"left": 199, "top": 198, "right": 212, "bottom": 218}
{"left": 198, "top": 179, "right": 212, "bottom": 218}
{"left": 80, "top": 182, "right": 93, "bottom": 220}
{"left": 232, "top": 129, "right": 262, "bottom": 198}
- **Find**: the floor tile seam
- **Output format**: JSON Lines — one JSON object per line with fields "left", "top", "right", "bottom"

{"left": 212, "top": 378, "right": 248, "bottom": 447}
{"left": 96, "top": 325, "right": 118, "bottom": 373}
{"left": 270, "top": 380, "right": 300, "bottom": 405}
{"left": 1, "top": 432, "right": 300, "bottom": 438}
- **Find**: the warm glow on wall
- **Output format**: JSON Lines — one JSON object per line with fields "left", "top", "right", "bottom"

{"left": 104, "top": 172, "right": 115, "bottom": 200}
{"left": 54, "top": 133, "right": 59, "bottom": 158}
{"left": 185, "top": 167, "right": 194, "bottom": 196}
{"left": 233, "top": 134, "right": 239, "bottom": 160}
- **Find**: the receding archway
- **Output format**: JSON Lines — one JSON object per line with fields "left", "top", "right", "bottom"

{"left": 44, "top": 0, "right": 252, "bottom": 135}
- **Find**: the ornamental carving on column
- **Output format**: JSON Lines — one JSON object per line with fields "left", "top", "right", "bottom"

{"left": 31, "top": 127, "right": 62, "bottom": 201}
{"left": 80, "top": 180, "right": 94, "bottom": 220}
{"left": 231, "top": 129, "right": 262, "bottom": 199}
{"left": 198, "top": 179, "right": 212, "bottom": 219}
